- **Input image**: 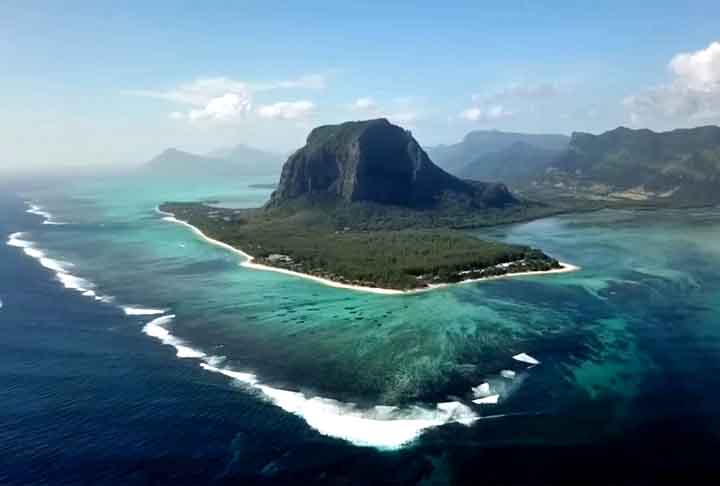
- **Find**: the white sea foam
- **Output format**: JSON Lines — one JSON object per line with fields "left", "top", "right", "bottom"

{"left": 122, "top": 306, "right": 167, "bottom": 316}
{"left": 6, "top": 231, "right": 113, "bottom": 303}
{"left": 40, "top": 256, "right": 71, "bottom": 273}
{"left": 204, "top": 355, "right": 227, "bottom": 367}
{"left": 7, "top": 232, "right": 31, "bottom": 248}
{"left": 513, "top": 353, "right": 540, "bottom": 366}
{"left": 143, "top": 314, "right": 478, "bottom": 448}
{"left": 8, "top": 233, "right": 70, "bottom": 274}
{"left": 27, "top": 204, "right": 52, "bottom": 219}
{"left": 56, "top": 272, "right": 94, "bottom": 292}
{"left": 229, "top": 364, "right": 476, "bottom": 448}
{"left": 142, "top": 315, "right": 208, "bottom": 359}
{"left": 472, "top": 394, "right": 500, "bottom": 405}
{"left": 472, "top": 382, "right": 491, "bottom": 398}
{"left": 200, "top": 362, "right": 258, "bottom": 384}
{"left": 26, "top": 203, "right": 67, "bottom": 225}
{"left": 23, "top": 247, "right": 44, "bottom": 259}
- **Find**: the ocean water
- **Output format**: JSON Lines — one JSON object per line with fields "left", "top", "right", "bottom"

{"left": 3, "top": 173, "right": 720, "bottom": 484}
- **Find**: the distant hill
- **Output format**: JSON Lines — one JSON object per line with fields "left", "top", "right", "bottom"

{"left": 458, "top": 142, "right": 562, "bottom": 183}
{"left": 206, "top": 144, "right": 282, "bottom": 174}
{"left": 145, "top": 148, "right": 224, "bottom": 174}
{"left": 268, "top": 118, "right": 518, "bottom": 211}
{"left": 427, "top": 130, "right": 570, "bottom": 174}
{"left": 532, "top": 125, "right": 720, "bottom": 206}
{"left": 144, "top": 145, "right": 281, "bottom": 176}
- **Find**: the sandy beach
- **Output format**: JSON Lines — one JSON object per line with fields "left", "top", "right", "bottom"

{"left": 157, "top": 207, "right": 580, "bottom": 295}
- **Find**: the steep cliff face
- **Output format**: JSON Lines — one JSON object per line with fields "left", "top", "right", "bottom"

{"left": 268, "top": 119, "right": 516, "bottom": 209}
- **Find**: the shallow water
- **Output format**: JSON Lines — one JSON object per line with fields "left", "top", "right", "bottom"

{"left": 3, "top": 173, "right": 720, "bottom": 484}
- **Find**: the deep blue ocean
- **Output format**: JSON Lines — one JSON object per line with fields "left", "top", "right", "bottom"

{"left": 3, "top": 173, "right": 720, "bottom": 485}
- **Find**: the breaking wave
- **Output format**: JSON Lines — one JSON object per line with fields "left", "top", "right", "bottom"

{"left": 7, "top": 226, "right": 543, "bottom": 448}
{"left": 122, "top": 306, "right": 167, "bottom": 316}
{"left": 6, "top": 231, "right": 113, "bottom": 303}
{"left": 26, "top": 203, "right": 67, "bottom": 225}
{"left": 141, "top": 313, "right": 483, "bottom": 449}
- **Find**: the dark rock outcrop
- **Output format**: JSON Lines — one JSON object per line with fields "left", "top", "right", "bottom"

{"left": 268, "top": 119, "right": 517, "bottom": 209}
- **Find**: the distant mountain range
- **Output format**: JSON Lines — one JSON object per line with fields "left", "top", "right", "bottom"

{"left": 457, "top": 141, "right": 562, "bottom": 183}
{"left": 532, "top": 125, "right": 720, "bottom": 206}
{"left": 146, "top": 124, "right": 720, "bottom": 208}
{"left": 426, "top": 130, "right": 570, "bottom": 175}
{"left": 144, "top": 144, "right": 282, "bottom": 176}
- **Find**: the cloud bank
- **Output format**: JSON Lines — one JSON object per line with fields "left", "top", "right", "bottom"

{"left": 624, "top": 41, "right": 720, "bottom": 124}
{"left": 129, "top": 74, "right": 325, "bottom": 123}
{"left": 459, "top": 104, "right": 513, "bottom": 122}
{"left": 349, "top": 96, "right": 421, "bottom": 126}
{"left": 257, "top": 100, "right": 315, "bottom": 120}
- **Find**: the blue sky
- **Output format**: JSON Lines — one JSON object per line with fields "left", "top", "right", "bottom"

{"left": 2, "top": 1, "right": 720, "bottom": 168}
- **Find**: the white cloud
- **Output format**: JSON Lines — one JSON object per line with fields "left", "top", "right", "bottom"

{"left": 129, "top": 73, "right": 325, "bottom": 124}
{"left": 459, "top": 104, "right": 513, "bottom": 122}
{"left": 352, "top": 97, "right": 378, "bottom": 110}
{"left": 256, "top": 100, "right": 315, "bottom": 120}
{"left": 253, "top": 73, "right": 328, "bottom": 91}
{"left": 460, "top": 107, "right": 483, "bottom": 121}
{"left": 624, "top": 41, "right": 720, "bottom": 124}
{"left": 187, "top": 92, "right": 252, "bottom": 122}
{"left": 348, "top": 96, "right": 422, "bottom": 126}
{"left": 669, "top": 41, "right": 720, "bottom": 89}
{"left": 130, "top": 77, "right": 250, "bottom": 105}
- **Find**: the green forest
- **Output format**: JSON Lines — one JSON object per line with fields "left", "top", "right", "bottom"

{"left": 161, "top": 202, "right": 560, "bottom": 290}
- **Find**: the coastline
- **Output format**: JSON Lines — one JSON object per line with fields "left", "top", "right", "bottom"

{"left": 156, "top": 207, "right": 580, "bottom": 295}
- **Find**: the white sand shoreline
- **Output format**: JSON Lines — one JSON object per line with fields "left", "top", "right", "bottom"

{"left": 156, "top": 207, "right": 580, "bottom": 295}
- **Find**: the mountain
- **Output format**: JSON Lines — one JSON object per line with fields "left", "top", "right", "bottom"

{"left": 144, "top": 145, "right": 281, "bottom": 176}
{"left": 533, "top": 125, "right": 720, "bottom": 205}
{"left": 205, "top": 144, "right": 282, "bottom": 174}
{"left": 427, "top": 130, "right": 570, "bottom": 174}
{"left": 268, "top": 118, "right": 517, "bottom": 210}
{"left": 458, "top": 141, "right": 562, "bottom": 183}
{"left": 144, "top": 148, "right": 225, "bottom": 174}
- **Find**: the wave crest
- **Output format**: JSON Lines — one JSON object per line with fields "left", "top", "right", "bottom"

{"left": 26, "top": 203, "right": 67, "bottom": 225}
{"left": 6, "top": 231, "right": 112, "bottom": 303}
{"left": 142, "top": 314, "right": 479, "bottom": 448}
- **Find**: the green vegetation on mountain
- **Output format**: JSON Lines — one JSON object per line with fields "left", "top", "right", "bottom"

{"left": 459, "top": 141, "right": 562, "bottom": 183}
{"left": 427, "top": 130, "right": 570, "bottom": 174}
{"left": 529, "top": 125, "right": 720, "bottom": 206}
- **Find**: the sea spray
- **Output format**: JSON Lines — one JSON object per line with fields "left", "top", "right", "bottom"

{"left": 143, "top": 313, "right": 479, "bottom": 449}
{"left": 142, "top": 315, "right": 207, "bottom": 359}
{"left": 6, "top": 231, "right": 112, "bottom": 303}
{"left": 123, "top": 306, "right": 167, "bottom": 316}
{"left": 26, "top": 203, "right": 68, "bottom": 225}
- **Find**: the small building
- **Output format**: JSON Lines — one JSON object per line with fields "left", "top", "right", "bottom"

{"left": 267, "top": 254, "right": 293, "bottom": 263}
